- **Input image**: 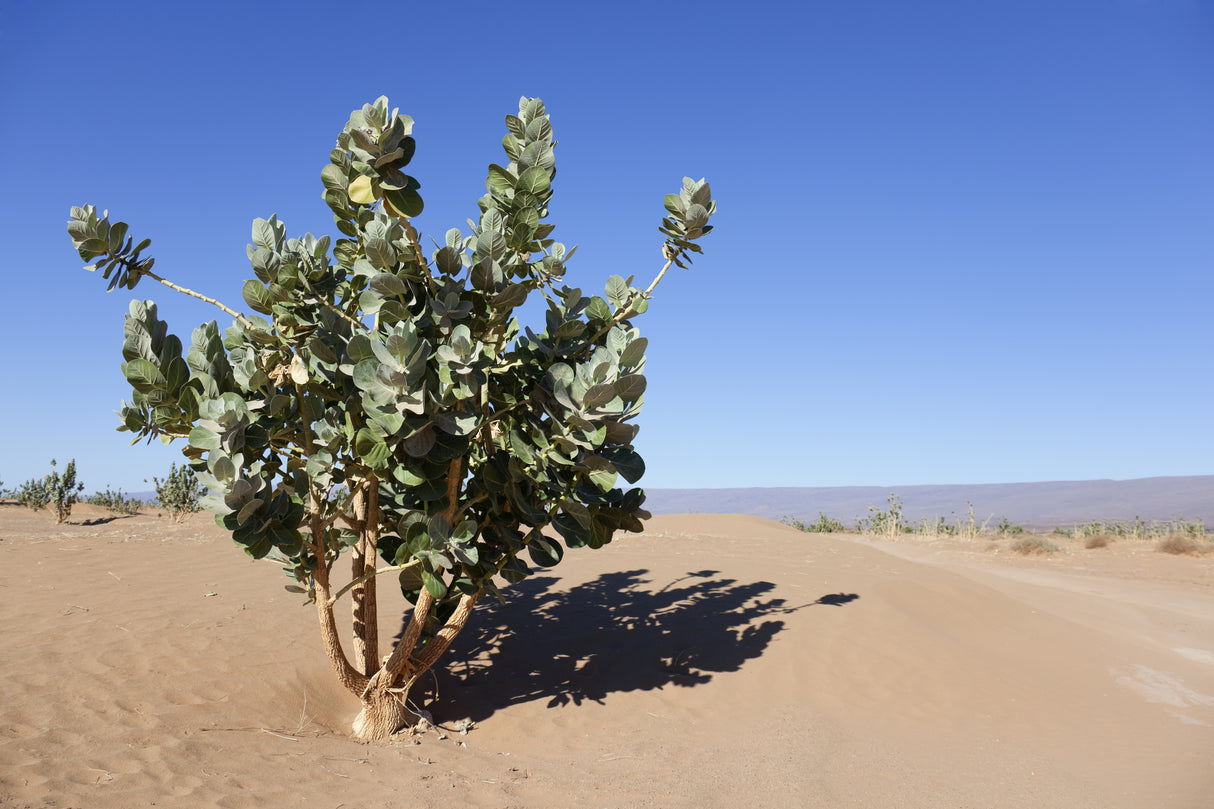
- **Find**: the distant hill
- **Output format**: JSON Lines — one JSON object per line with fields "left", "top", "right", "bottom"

{"left": 645, "top": 476, "right": 1213, "bottom": 531}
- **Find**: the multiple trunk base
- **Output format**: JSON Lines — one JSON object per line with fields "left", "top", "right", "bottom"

{"left": 352, "top": 686, "right": 414, "bottom": 741}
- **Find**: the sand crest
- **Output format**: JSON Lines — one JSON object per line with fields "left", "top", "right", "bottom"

{"left": 2, "top": 505, "right": 1211, "bottom": 807}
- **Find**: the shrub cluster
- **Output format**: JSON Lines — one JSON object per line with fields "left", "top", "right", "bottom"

{"left": 87, "top": 487, "right": 145, "bottom": 516}
{"left": 150, "top": 463, "right": 205, "bottom": 523}
{"left": 16, "top": 459, "right": 84, "bottom": 524}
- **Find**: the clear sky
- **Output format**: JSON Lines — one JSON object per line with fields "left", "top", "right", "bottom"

{"left": 1, "top": 0, "right": 1210, "bottom": 493}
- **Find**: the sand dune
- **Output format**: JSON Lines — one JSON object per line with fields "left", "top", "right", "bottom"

{"left": 1, "top": 505, "right": 1211, "bottom": 808}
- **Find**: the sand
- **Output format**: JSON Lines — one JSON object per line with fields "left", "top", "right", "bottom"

{"left": 1, "top": 504, "right": 1211, "bottom": 808}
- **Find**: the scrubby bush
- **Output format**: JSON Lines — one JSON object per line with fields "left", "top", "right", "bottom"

{"left": 151, "top": 463, "right": 205, "bottom": 523}
{"left": 996, "top": 516, "right": 1024, "bottom": 535}
{"left": 1155, "top": 534, "right": 1209, "bottom": 556}
{"left": 1009, "top": 535, "right": 1061, "bottom": 555}
{"left": 782, "top": 512, "right": 846, "bottom": 533}
{"left": 856, "top": 494, "right": 903, "bottom": 538}
{"left": 16, "top": 479, "right": 50, "bottom": 511}
{"left": 1083, "top": 533, "right": 1112, "bottom": 549}
{"left": 69, "top": 96, "right": 714, "bottom": 740}
{"left": 18, "top": 460, "right": 84, "bottom": 524}
{"left": 88, "top": 487, "right": 144, "bottom": 516}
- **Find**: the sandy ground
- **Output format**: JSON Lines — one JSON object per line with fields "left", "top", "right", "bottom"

{"left": 1, "top": 504, "right": 1211, "bottom": 808}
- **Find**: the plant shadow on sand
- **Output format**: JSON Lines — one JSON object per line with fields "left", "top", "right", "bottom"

{"left": 409, "top": 567, "right": 858, "bottom": 722}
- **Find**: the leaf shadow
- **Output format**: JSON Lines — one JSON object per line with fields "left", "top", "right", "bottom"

{"left": 416, "top": 568, "right": 856, "bottom": 722}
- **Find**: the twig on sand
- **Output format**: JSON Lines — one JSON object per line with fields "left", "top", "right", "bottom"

{"left": 199, "top": 726, "right": 301, "bottom": 741}
{"left": 261, "top": 728, "right": 299, "bottom": 741}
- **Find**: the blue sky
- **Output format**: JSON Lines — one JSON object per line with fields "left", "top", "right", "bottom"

{"left": 1, "top": 0, "right": 1210, "bottom": 493}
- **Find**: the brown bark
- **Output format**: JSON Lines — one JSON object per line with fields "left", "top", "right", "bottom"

{"left": 351, "top": 686, "right": 413, "bottom": 741}
{"left": 349, "top": 481, "right": 380, "bottom": 676}
{"left": 404, "top": 592, "right": 479, "bottom": 690}
{"left": 308, "top": 520, "right": 369, "bottom": 696}
{"left": 350, "top": 591, "right": 481, "bottom": 741}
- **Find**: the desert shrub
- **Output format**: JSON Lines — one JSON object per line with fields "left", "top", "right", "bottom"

{"left": 782, "top": 513, "right": 845, "bottom": 533}
{"left": 856, "top": 494, "right": 903, "bottom": 538}
{"left": 18, "top": 460, "right": 85, "bottom": 524}
{"left": 151, "top": 463, "right": 205, "bottom": 523}
{"left": 1009, "top": 535, "right": 1061, "bottom": 555}
{"left": 1083, "top": 533, "right": 1112, "bottom": 549}
{"left": 954, "top": 501, "right": 992, "bottom": 539}
{"left": 69, "top": 96, "right": 714, "bottom": 740}
{"left": 88, "top": 486, "right": 144, "bottom": 515}
{"left": 16, "top": 478, "right": 51, "bottom": 511}
{"left": 1155, "top": 534, "right": 1209, "bottom": 556}
{"left": 996, "top": 516, "right": 1024, "bottom": 535}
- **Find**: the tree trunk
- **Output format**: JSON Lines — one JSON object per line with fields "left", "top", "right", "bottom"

{"left": 351, "top": 682, "right": 414, "bottom": 741}
{"left": 346, "top": 592, "right": 481, "bottom": 741}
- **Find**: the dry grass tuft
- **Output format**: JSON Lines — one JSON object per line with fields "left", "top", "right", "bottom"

{"left": 1009, "top": 535, "right": 1061, "bottom": 556}
{"left": 1084, "top": 533, "right": 1112, "bottom": 549}
{"left": 1155, "top": 534, "right": 1209, "bottom": 556}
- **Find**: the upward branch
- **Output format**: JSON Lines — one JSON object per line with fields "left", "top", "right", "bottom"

{"left": 67, "top": 204, "right": 253, "bottom": 329}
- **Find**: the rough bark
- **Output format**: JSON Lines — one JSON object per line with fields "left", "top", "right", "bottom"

{"left": 349, "top": 592, "right": 481, "bottom": 741}
{"left": 350, "top": 482, "right": 380, "bottom": 676}
{"left": 351, "top": 685, "right": 413, "bottom": 741}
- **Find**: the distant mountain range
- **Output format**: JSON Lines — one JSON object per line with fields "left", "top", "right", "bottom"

{"left": 645, "top": 475, "right": 1213, "bottom": 531}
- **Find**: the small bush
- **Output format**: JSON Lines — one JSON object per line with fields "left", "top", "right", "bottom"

{"left": 996, "top": 516, "right": 1024, "bottom": 535}
{"left": 782, "top": 512, "right": 846, "bottom": 533}
{"left": 1083, "top": 533, "right": 1112, "bottom": 549}
{"left": 1155, "top": 534, "right": 1209, "bottom": 556}
{"left": 856, "top": 494, "right": 903, "bottom": 538}
{"left": 16, "top": 478, "right": 51, "bottom": 511}
{"left": 1009, "top": 535, "right": 1061, "bottom": 555}
{"left": 151, "top": 463, "right": 205, "bottom": 523}
{"left": 88, "top": 487, "right": 144, "bottom": 516}
{"left": 18, "top": 459, "right": 85, "bottom": 523}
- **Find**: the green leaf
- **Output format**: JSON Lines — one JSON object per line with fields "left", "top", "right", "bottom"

{"left": 421, "top": 569, "right": 448, "bottom": 599}
{"left": 354, "top": 428, "right": 391, "bottom": 467}
{"left": 618, "top": 337, "right": 648, "bottom": 369}
{"left": 403, "top": 425, "right": 436, "bottom": 458}
{"left": 583, "top": 455, "right": 618, "bottom": 491}
{"left": 582, "top": 383, "right": 616, "bottom": 410}
{"left": 516, "top": 166, "right": 550, "bottom": 195}
{"left": 604, "top": 275, "right": 629, "bottom": 308}
{"left": 603, "top": 447, "right": 645, "bottom": 483}
{"left": 123, "top": 358, "right": 167, "bottom": 393}
{"left": 490, "top": 283, "right": 529, "bottom": 310}
{"left": 241, "top": 280, "right": 275, "bottom": 315}
{"left": 527, "top": 531, "right": 564, "bottom": 567}
{"left": 252, "top": 216, "right": 285, "bottom": 251}
{"left": 614, "top": 374, "right": 646, "bottom": 401}
{"left": 553, "top": 511, "right": 589, "bottom": 548}
{"left": 382, "top": 185, "right": 424, "bottom": 218}
{"left": 486, "top": 164, "right": 515, "bottom": 197}
{"left": 188, "top": 425, "right": 221, "bottom": 451}
{"left": 585, "top": 296, "right": 612, "bottom": 323}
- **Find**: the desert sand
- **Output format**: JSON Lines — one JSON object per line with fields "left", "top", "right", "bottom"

{"left": 1, "top": 504, "right": 1211, "bottom": 808}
